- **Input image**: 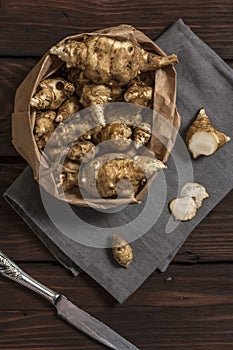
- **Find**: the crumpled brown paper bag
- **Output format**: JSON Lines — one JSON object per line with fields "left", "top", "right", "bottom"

{"left": 12, "top": 24, "right": 181, "bottom": 209}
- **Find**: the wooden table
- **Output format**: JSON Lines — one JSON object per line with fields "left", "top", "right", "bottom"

{"left": 1, "top": 1, "right": 233, "bottom": 349}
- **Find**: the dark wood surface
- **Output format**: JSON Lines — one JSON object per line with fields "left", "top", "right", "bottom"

{"left": 0, "top": 1, "right": 233, "bottom": 349}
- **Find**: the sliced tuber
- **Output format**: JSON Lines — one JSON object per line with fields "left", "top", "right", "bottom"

{"left": 186, "top": 108, "right": 231, "bottom": 158}
{"left": 180, "top": 182, "right": 209, "bottom": 208}
{"left": 169, "top": 196, "right": 197, "bottom": 221}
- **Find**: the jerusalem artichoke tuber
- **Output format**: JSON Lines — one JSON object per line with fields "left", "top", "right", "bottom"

{"left": 56, "top": 95, "right": 80, "bottom": 122}
{"left": 31, "top": 78, "right": 75, "bottom": 110}
{"left": 92, "top": 122, "right": 132, "bottom": 151}
{"left": 67, "top": 140, "right": 97, "bottom": 163}
{"left": 80, "top": 84, "right": 112, "bottom": 107}
{"left": 169, "top": 196, "right": 197, "bottom": 221}
{"left": 124, "top": 82, "right": 153, "bottom": 107}
{"left": 50, "top": 36, "right": 178, "bottom": 87}
{"left": 186, "top": 108, "right": 231, "bottom": 158}
{"left": 180, "top": 182, "right": 209, "bottom": 208}
{"left": 132, "top": 122, "right": 151, "bottom": 148}
{"left": 79, "top": 153, "right": 166, "bottom": 198}
{"left": 112, "top": 234, "right": 133, "bottom": 268}
{"left": 169, "top": 182, "right": 209, "bottom": 221}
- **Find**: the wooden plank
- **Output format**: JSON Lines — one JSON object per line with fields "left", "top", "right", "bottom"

{"left": 0, "top": 58, "right": 39, "bottom": 157}
{"left": 1, "top": 163, "right": 233, "bottom": 263}
{"left": 0, "top": 0, "right": 233, "bottom": 58}
{"left": 0, "top": 263, "right": 233, "bottom": 309}
{"left": 0, "top": 264, "right": 232, "bottom": 349}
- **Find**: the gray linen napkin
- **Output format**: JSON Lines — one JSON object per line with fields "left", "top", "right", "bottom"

{"left": 4, "top": 19, "right": 233, "bottom": 303}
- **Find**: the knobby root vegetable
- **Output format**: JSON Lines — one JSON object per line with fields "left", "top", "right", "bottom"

{"left": 61, "top": 160, "right": 79, "bottom": 192}
{"left": 169, "top": 196, "right": 197, "bottom": 221}
{"left": 112, "top": 234, "right": 133, "bottom": 268}
{"left": 186, "top": 108, "right": 231, "bottom": 158}
{"left": 180, "top": 182, "right": 209, "bottom": 208}
{"left": 80, "top": 84, "right": 112, "bottom": 107}
{"left": 34, "top": 111, "right": 56, "bottom": 141}
{"left": 56, "top": 95, "right": 80, "bottom": 122}
{"left": 60, "top": 172, "right": 79, "bottom": 192}
{"left": 92, "top": 122, "right": 132, "bottom": 151}
{"left": 34, "top": 111, "right": 56, "bottom": 150}
{"left": 50, "top": 36, "right": 178, "bottom": 86}
{"left": 134, "top": 155, "right": 166, "bottom": 177}
{"left": 67, "top": 140, "right": 97, "bottom": 163}
{"left": 132, "top": 122, "right": 151, "bottom": 148}
{"left": 124, "top": 82, "right": 153, "bottom": 107}
{"left": 79, "top": 154, "right": 166, "bottom": 198}
{"left": 31, "top": 78, "right": 75, "bottom": 110}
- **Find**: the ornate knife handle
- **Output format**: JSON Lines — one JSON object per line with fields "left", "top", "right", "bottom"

{"left": 0, "top": 251, "right": 60, "bottom": 305}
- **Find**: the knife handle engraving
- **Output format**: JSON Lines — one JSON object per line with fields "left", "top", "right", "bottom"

{"left": 0, "top": 250, "right": 60, "bottom": 305}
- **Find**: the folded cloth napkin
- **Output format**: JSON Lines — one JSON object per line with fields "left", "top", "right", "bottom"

{"left": 4, "top": 19, "right": 233, "bottom": 303}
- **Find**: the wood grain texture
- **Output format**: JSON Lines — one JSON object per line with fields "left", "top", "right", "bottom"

{"left": 0, "top": 264, "right": 232, "bottom": 349}
{"left": 0, "top": 58, "right": 39, "bottom": 157}
{"left": 1, "top": 2, "right": 233, "bottom": 349}
{"left": 0, "top": 0, "right": 233, "bottom": 58}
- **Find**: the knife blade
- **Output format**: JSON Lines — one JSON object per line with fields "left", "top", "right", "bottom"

{"left": 0, "top": 250, "right": 139, "bottom": 350}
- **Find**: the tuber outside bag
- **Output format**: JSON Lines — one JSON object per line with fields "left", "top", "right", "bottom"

{"left": 12, "top": 24, "right": 181, "bottom": 209}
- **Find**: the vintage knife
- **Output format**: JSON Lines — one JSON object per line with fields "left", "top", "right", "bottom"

{"left": 0, "top": 250, "right": 139, "bottom": 350}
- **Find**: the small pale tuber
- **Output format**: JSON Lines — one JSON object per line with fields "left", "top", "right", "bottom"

{"left": 61, "top": 160, "right": 79, "bottom": 192}
{"left": 92, "top": 122, "right": 132, "bottom": 151}
{"left": 61, "top": 172, "right": 79, "bottom": 192}
{"left": 50, "top": 36, "right": 178, "bottom": 86}
{"left": 180, "top": 182, "right": 209, "bottom": 208}
{"left": 186, "top": 108, "right": 231, "bottom": 158}
{"left": 112, "top": 234, "right": 133, "bottom": 268}
{"left": 80, "top": 84, "right": 112, "bottom": 107}
{"left": 132, "top": 122, "right": 151, "bottom": 148}
{"left": 169, "top": 196, "right": 197, "bottom": 221}
{"left": 67, "top": 140, "right": 97, "bottom": 164}
{"left": 124, "top": 82, "right": 153, "bottom": 107}
{"left": 34, "top": 111, "right": 56, "bottom": 150}
{"left": 56, "top": 95, "right": 80, "bottom": 122}
{"left": 31, "top": 78, "right": 75, "bottom": 110}
{"left": 134, "top": 155, "right": 166, "bottom": 177}
{"left": 34, "top": 110, "right": 56, "bottom": 141}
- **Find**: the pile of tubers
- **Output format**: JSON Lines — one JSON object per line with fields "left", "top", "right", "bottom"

{"left": 30, "top": 35, "right": 178, "bottom": 200}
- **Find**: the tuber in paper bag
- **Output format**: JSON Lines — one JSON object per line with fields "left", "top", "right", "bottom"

{"left": 12, "top": 24, "right": 181, "bottom": 209}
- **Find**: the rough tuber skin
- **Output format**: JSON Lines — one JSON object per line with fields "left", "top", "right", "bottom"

{"left": 112, "top": 234, "right": 133, "bottom": 268}
{"left": 124, "top": 82, "right": 153, "bottom": 107}
{"left": 56, "top": 95, "right": 80, "bottom": 122}
{"left": 34, "top": 111, "right": 56, "bottom": 141}
{"left": 92, "top": 122, "right": 132, "bottom": 151}
{"left": 80, "top": 84, "right": 112, "bottom": 107}
{"left": 186, "top": 108, "right": 231, "bottom": 158}
{"left": 31, "top": 78, "right": 75, "bottom": 110}
{"left": 34, "top": 111, "right": 56, "bottom": 150}
{"left": 67, "top": 140, "right": 97, "bottom": 164}
{"left": 50, "top": 36, "right": 178, "bottom": 87}
{"left": 61, "top": 160, "right": 80, "bottom": 192}
{"left": 79, "top": 153, "right": 166, "bottom": 198}
{"left": 96, "top": 158, "right": 146, "bottom": 198}
{"left": 132, "top": 122, "right": 151, "bottom": 149}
